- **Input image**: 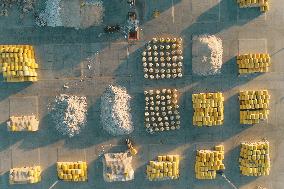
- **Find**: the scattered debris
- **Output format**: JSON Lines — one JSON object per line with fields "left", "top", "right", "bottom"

{"left": 101, "top": 85, "right": 133, "bottom": 136}
{"left": 0, "top": 0, "right": 36, "bottom": 18}
{"left": 256, "top": 186, "right": 268, "bottom": 189}
{"left": 153, "top": 9, "right": 160, "bottom": 18}
{"left": 63, "top": 84, "right": 69, "bottom": 89}
{"left": 192, "top": 35, "right": 223, "bottom": 76}
{"left": 50, "top": 94, "right": 87, "bottom": 137}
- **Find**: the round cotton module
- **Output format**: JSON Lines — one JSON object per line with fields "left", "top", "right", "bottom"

{"left": 142, "top": 51, "right": 147, "bottom": 56}
{"left": 101, "top": 85, "right": 133, "bottom": 136}
{"left": 153, "top": 45, "right": 158, "bottom": 50}
{"left": 145, "top": 123, "right": 151, "bottom": 128}
{"left": 159, "top": 38, "right": 165, "bottom": 43}
{"left": 177, "top": 50, "right": 182, "bottom": 55}
{"left": 147, "top": 52, "right": 152, "bottom": 56}
{"left": 142, "top": 57, "right": 146, "bottom": 62}
{"left": 160, "top": 45, "right": 165, "bottom": 50}
{"left": 152, "top": 38, "right": 158, "bottom": 43}
{"left": 147, "top": 45, "right": 151, "bottom": 51}
{"left": 153, "top": 51, "right": 158, "bottom": 56}
{"left": 166, "top": 38, "right": 171, "bottom": 43}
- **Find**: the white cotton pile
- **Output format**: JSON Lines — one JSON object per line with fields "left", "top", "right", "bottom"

{"left": 100, "top": 85, "right": 133, "bottom": 136}
{"left": 36, "top": 0, "right": 104, "bottom": 28}
{"left": 50, "top": 94, "right": 87, "bottom": 137}
{"left": 36, "top": 0, "right": 62, "bottom": 27}
{"left": 192, "top": 35, "right": 223, "bottom": 76}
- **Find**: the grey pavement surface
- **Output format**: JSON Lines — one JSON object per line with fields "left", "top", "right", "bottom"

{"left": 0, "top": 0, "right": 284, "bottom": 189}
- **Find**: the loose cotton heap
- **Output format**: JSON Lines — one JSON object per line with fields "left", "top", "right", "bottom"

{"left": 192, "top": 35, "right": 223, "bottom": 76}
{"left": 50, "top": 94, "right": 87, "bottom": 137}
{"left": 100, "top": 85, "right": 133, "bottom": 136}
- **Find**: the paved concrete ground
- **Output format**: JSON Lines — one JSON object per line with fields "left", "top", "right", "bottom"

{"left": 0, "top": 0, "right": 284, "bottom": 188}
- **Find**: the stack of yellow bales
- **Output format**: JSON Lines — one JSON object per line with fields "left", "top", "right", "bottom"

{"left": 239, "top": 141, "right": 270, "bottom": 176}
{"left": 237, "top": 53, "right": 271, "bottom": 74}
{"left": 0, "top": 45, "right": 38, "bottom": 82}
{"left": 7, "top": 115, "right": 39, "bottom": 132}
{"left": 146, "top": 155, "right": 180, "bottom": 181}
{"left": 239, "top": 90, "right": 270, "bottom": 124}
{"left": 57, "top": 161, "right": 88, "bottom": 182}
{"left": 192, "top": 92, "right": 224, "bottom": 127}
{"left": 9, "top": 166, "right": 41, "bottom": 184}
{"left": 195, "top": 145, "right": 225, "bottom": 179}
{"left": 236, "top": 0, "right": 269, "bottom": 12}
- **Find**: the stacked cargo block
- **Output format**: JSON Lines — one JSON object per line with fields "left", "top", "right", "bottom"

{"left": 192, "top": 92, "right": 224, "bottom": 127}
{"left": 239, "top": 141, "right": 270, "bottom": 176}
{"left": 195, "top": 145, "right": 225, "bottom": 179}
{"left": 7, "top": 115, "right": 39, "bottom": 132}
{"left": 146, "top": 155, "right": 180, "bottom": 181}
{"left": 236, "top": 0, "right": 269, "bottom": 12}
{"left": 142, "top": 37, "right": 183, "bottom": 80}
{"left": 57, "top": 161, "right": 88, "bottom": 182}
{"left": 0, "top": 45, "right": 38, "bottom": 82}
{"left": 239, "top": 90, "right": 270, "bottom": 124}
{"left": 237, "top": 53, "right": 271, "bottom": 74}
{"left": 144, "top": 89, "right": 181, "bottom": 134}
{"left": 9, "top": 166, "right": 41, "bottom": 184}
